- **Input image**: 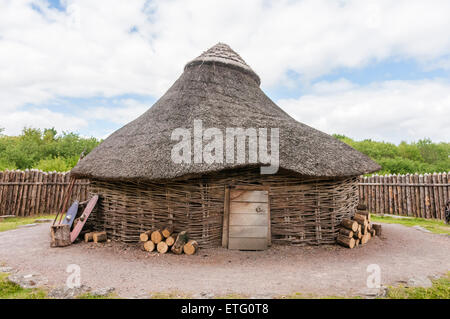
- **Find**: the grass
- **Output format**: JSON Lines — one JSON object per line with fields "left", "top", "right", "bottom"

{"left": 149, "top": 291, "right": 192, "bottom": 299}
{"left": 371, "top": 214, "right": 450, "bottom": 235}
{"left": 0, "top": 214, "right": 56, "bottom": 232}
{"left": 0, "top": 273, "right": 48, "bottom": 299}
{"left": 382, "top": 272, "right": 450, "bottom": 299}
{"left": 76, "top": 292, "right": 119, "bottom": 299}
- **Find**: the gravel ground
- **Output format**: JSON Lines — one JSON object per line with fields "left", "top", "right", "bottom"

{"left": 0, "top": 222, "right": 449, "bottom": 298}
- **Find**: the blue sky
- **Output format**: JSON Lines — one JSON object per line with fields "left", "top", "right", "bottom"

{"left": 1, "top": 0, "right": 449, "bottom": 143}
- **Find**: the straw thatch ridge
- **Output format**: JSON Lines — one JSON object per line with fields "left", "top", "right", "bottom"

{"left": 71, "top": 43, "right": 380, "bottom": 182}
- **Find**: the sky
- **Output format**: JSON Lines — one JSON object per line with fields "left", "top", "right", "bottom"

{"left": 0, "top": 0, "right": 449, "bottom": 143}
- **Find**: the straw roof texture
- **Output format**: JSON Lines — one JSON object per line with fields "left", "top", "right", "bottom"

{"left": 71, "top": 43, "right": 380, "bottom": 182}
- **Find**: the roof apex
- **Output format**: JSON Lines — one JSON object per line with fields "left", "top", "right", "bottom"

{"left": 184, "top": 43, "right": 261, "bottom": 85}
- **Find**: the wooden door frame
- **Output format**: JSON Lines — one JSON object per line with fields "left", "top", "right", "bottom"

{"left": 222, "top": 185, "right": 271, "bottom": 248}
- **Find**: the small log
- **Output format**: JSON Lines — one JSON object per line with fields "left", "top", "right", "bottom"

{"left": 171, "top": 231, "right": 189, "bottom": 254}
{"left": 143, "top": 240, "right": 155, "bottom": 252}
{"left": 166, "top": 234, "right": 177, "bottom": 247}
{"left": 339, "top": 228, "right": 354, "bottom": 238}
{"left": 356, "top": 211, "right": 371, "bottom": 222}
{"left": 93, "top": 231, "right": 107, "bottom": 243}
{"left": 151, "top": 229, "right": 163, "bottom": 244}
{"left": 353, "top": 214, "right": 368, "bottom": 227}
{"left": 157, "top": 241, "right": 169, "bottom": 254}
{"left": 183, "top": 240, "right": 199, "bottom": 255}
{"left": 84, "top": 232, "right": 94, "bottom": 242}
{"left": 337, "top": 235, "right": 355, "bottom": 249}
{"left": 357, "top": 203, "right": 367, "bottom": 211}
{"left": 161, "top": 226, "right": 174, "bottom": 238}
{"left": 372, "top": 224, "right": 382, "bottom": 236}
{"left": 140, "top": 230, "right": 152, "bottom": 242}
{"left": 361, "top": 232, "right": 371, "bottom": 245}
{"left": 340, "top": 219, "right": 358, "bottom": 232}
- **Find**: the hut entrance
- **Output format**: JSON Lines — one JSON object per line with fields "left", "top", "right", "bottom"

{"left": 223, "top": 187, "right": 270, "bottom": 250}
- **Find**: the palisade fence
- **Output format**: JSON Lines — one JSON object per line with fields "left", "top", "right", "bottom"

{"left": 358, "top": 172, "right": 449, "bottom": 220}
{"left": 0, "top": 170, "right": 89, "bottom": 217}
{"left": 0, "top": 170, "right": 449, "bottom": 219}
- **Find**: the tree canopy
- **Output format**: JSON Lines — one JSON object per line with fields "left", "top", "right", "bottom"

{"left": 0, "top": 127, "right": 448, "bottom": 174}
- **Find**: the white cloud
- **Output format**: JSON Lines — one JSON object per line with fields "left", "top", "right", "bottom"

{"left": 82, "top": 99, "right": 148, "bottom": 125}
{"left": 0, "top": 107, "right": 87, "bottom": 135}
{"left": 1, "top": 0, "right": 450, "bottom": 140}
{"left": 277, "top": 79, "right": 450, "bottom": 143}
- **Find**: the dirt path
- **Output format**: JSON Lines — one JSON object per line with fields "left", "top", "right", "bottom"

{"left": 0, "top": 223, "right": 449, "bottom": 298}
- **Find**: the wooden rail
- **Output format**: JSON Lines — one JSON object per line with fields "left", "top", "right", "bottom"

{"left": 358, "top": 172, "right": 449, "bottom": 220}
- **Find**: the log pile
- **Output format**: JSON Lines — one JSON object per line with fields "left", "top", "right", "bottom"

{"left": 139, "top": 227, "right": 198, "bottom": 255}
{"left": 337, "top": 204, "right": 382, "bottom": 249}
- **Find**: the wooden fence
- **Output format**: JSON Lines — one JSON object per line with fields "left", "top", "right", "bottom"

{"left": 358, "top": 172, "right": 449, "bottom": 220}
{"left": 0, "top": 170, "right": 89, "bottom": 217}
{"left": 1, "top": 170, "right": 449, "bottom": 219}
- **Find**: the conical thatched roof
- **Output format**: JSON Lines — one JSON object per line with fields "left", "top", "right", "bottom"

{"left": 71, "top": 43, "right": 380, "bottom": 182}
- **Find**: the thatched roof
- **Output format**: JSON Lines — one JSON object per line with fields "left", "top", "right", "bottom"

{"left": 71, "top": 43, "right": 380, "bottom": 182}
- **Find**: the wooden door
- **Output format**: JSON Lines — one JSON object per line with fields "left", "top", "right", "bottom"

{"left": 226, "top": 188, "right": 270, "bottom": 250}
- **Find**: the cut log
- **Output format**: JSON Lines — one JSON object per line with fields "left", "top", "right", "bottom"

{"left": 50, "top": 224, "right": 71, "bottom": 247}
{"left": 339, "top": 228, "right": 354, "bottom": 238}
{"left": 93, "top": 231, "right": 107, "bottom": 243}
{"left": 337, "top": 235, "right": 355, "bottom": 249}
{"left": 151, "top": 229, "right": 163, "bottom": 244}
{"left": 171, "top": 231, "right": 189, "bottom": 254}
{"left": 361, "top": 224, "right": 368, "bottom": 235}
{"left": 361, "top": 233, "right": 371, "bottom": 245}
{"left": 183, "top": 240, "right": 199, "bottom": 255}
{"left": 157, "top": 241, "right": 169, "bottom": 254}
{"left": 139, "top": 230, "right": 152, "bottom": 242}
{"left": 356, "top": 211, "right": 371, "bottom": 222}
{"left": 357, "top": 203, "right": 367, "bottom": 211}
{"left": 372, "top": 224, "right": 382, "bottom": 236}
{"left": 143, "top": 240, "right": 155, "bottom": 252}
{"left": 353, "top": 214, "right": 368, "bottom": 227}
{"left": 84, "top": 232, "right": 95, "bottom": 242}
{"left": 165, "top": 234, "right": 177, "bottom": 247}
{"left": 340, "top": 219, "right": 358, "bottom": 232}
{"left": 161, "top": 226, "right": 174, "bottom": 238}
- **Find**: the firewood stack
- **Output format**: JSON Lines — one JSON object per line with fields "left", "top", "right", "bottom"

{"left": 139, "top": 227, "right": 198, "bottom": 255}
{"left": 337, "top": 204, "right": 382, "bottom": 249}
